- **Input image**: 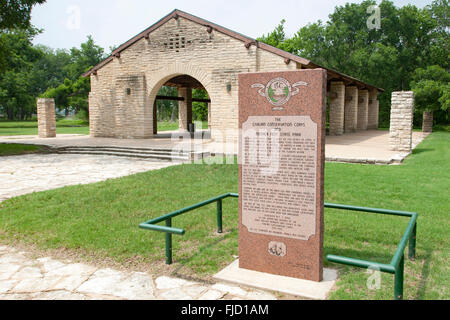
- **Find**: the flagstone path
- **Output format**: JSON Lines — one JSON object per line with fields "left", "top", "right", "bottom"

{"left": 0, "top": 246, "right": 277, "bottom": 300}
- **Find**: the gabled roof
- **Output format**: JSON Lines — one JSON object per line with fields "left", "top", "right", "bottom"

{"left": 83, "top": 9, "right": 383, "bottom": 92}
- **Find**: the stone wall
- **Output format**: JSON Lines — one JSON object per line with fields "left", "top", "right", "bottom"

{"left": 357, "top": 89, "right": 369, "bottom": 130}
{"left": 36, "top": 98, "right": 56, "bottom": 138}
{"left": 367, "top": 89, "right": 379, "bottom": 129}
{"left": 389, "top": 91, "right": 414, "bottom": 152}
{"left": 178, "top": 87, "right": 192, "bottom": 131}
{"left": 344, "top": 86, "right": 358, "bottom": 133}
{"left": 422, "top": 111, "right": 433, "bottom": 133}
{"left": 113, "top": 74, "right": 149, "bottom": 138}
{"left": 89, "top": 17, "right": 299, "bottom": 142}
{"left": 329, "top": 82, "right": 345, "bottom": 135}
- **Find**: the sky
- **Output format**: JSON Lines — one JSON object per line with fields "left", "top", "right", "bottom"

{"left": 30, "top": 0, "right": 433, "bottom": 52}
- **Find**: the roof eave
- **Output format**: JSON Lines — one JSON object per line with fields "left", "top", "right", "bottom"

{"left": 83, "top": 9, "right": 384, "bottom": 92}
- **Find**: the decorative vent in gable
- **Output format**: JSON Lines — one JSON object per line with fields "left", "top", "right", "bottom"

{"left": 163, "top": 34, "right": 191, "bottom": 52}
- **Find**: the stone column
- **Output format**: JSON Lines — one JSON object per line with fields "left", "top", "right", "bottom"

{"left": 344, "top": 86, "right": 358, "bottom": 133}
{"left": 178, "top": 87, "right": 192, "bottom": 131}
{"left": 36, "top": 98, "right": 56, "bottom": 138}
{"left": 329, "top": 81, "right": 345, "bottom": 135}
{"left": 367, "top": 89, "right": 379, "bottom": 129}
{"left": 207, "top": 102, "right": 212, "bottom": 129}
{"left": 422, "top": 111, "right": 433, "bottom": 133}
{"left": 389, "top": 91, "right": 414, "bottom": 152}
{"left": 153, "top": 100, "right": 158, "bottom": 135}
{"left": 357, "top": 89, "right": 369, "bottom": 130}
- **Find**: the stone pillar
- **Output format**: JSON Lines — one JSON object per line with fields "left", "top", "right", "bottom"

{"left": 389, "top": 91, "right": 414, "bottom": 152}
{"left": 153, "top": 100, "right": 158, "bottom": 135}
{"left": 178, "top": 87, "right": 192, "bottom": 131}
{"left": 36, "top": 98, "right": 56, "bottom": 138}
{"left": 357, "top": 89, "right": 369, "bottom": 130}
{"left": 367, "top": 89, "right": 379, "bottom": 129}
{"left": 344, "top": 86, "right": 358, "bottom": 133}
{"left": 329, "top": 81, "right": 345, "bottom": 135}
{"left": 422, "top": 111, "right": 433, "bottom": 133}
{"left": 207, "top": 102, "right": 212, "bottom": 129}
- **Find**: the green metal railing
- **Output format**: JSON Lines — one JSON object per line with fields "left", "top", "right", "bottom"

{"left": 324, "top": 203, "right": 417, "bottom": 300}
{"left": 139, "top": 193, "right": 238, "bottom": 265}
{"left": 139, "top": 193, "right": 417, "bottom": 300}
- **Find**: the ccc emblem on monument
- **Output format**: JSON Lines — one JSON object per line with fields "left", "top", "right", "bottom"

{"left": 251, "top": 77, "right": 308, "bottom": 107}
{"left": 268, "top": 241, "right": 287, "bottom": 257}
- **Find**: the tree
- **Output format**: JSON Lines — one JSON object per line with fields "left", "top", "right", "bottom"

{"left": 0, "top": 28, "right": 43, "bottom": 120}
{"left": 192, "top": 89, "right": 209, "bottom": 122}
{"left": 30, "top": 46, "right": 72, "bottom": 89}
{"left": 257, "top": 19, "right": 292, "bottom": 52}
{"left": 0, "top": 0, "right": 46, "bottom": 30}
{"left": 156, "top": 86, "right": 178, "bottom": 122}
{"left": 410, "top": 65, "right": 449, "bottom": 132}
{"left": 426, "top": 0, "right": 450, "bottom": 69}
{"left": 41, "top": 36, "right": 106, "bottom": 117}
{"left": 66, "top": 36, "right": 105, "bottom": 81}
{"left": 0, "top": 0, "right": 46, "bottom": 73}
{"left": 258, "top": 0, "right": 445, "bottom": 127}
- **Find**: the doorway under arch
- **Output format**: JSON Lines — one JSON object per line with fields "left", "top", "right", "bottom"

{"left": 151, "top": 74, "right": 211, "bottom": 137}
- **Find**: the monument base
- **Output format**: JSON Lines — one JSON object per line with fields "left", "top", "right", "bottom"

{"left": 213, "top": 260, "right": 338, "bottom": 300}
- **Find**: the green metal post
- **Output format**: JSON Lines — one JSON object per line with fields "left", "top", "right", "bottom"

{"left": 165, "top": 219, "right": 172, "bottom": 265}
{"left": 394, "top": 254, "right": 404, "bottom": 300}
{"left": 408, "top": 223, "right": 416, "bottom": 261}
{"left": 217, "top": 199, "right": 223, "bottom": 234}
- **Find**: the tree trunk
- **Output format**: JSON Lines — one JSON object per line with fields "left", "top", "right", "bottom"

{"left": 170, "top": 105, "right": 176, "bottom": 122}
{"left": 6, "top": 107, "right": 13, "bottom": 120}
{"left": 422, "top": 111, "right": 433, "bottom": 133}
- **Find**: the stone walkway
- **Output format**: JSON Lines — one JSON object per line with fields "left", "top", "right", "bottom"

{"left": 0, "top": 130, "right": 429, "bottom": 164}
{"left": 0, "top": 153, "right": 175, "bottom": 202}
{"left": 0, "top": 246, "right": 276, "bottom": 300}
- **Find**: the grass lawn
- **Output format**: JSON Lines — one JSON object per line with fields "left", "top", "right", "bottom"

{"left": 0, "top": 120, "right": 90, "bottom": 136}
{"left": 0, "top": 120, "right": 209, "bottom": 136}
{"left": 0, "top": 132, "right": 448, "bottom": 299}
{"left": 157, "top": 121, "right": 209, "bottom": 132}
{"left": 0, "top": 143, "right": 46, "bottom": 156}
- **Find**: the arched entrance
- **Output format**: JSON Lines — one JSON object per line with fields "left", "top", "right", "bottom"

{"left": 151, "top": 74, "right": 211, "bottom": 137}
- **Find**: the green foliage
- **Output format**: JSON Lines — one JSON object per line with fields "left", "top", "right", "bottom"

{"left": 156, "top": 87, "right": 209, "bottom": 123}
{"left": 29, "top": 45, "right": 72, "bottom": 92}
{"left": 156, "top": 86, "right": 178, "bottom": 122}
{"left": 257, "top": 19, "right": 291, "bottom": 52}
{"left": 411, "top": 66, "right": 450, "bottom": 110}
{"left": 258, "top": 0, "right": 449, "bottom": 126}
{"left": 0, "top": 143, "right": 43, "bottom": 156}
{"left": 192, "top": 89, "right": 209, "bottom": 121}
{"left": 411, "top": 65, "right": 450, "bottom": 124}
{"left": 0, "top": 0, "right": 46, "bottom": 30}
{"left": 427, "top": 0, "right": 450, "bottom": 70}
{"left": 0, "top": 25, "right": 104, "bottom": 120}
{"left": 0, "top": 28, "right": 43, "bottom": 119}
{"left": 66, "top": 36, "right": 105, "bottom": 81}
{"left": 40, "top": 36, "right": 105, "bottom": 116}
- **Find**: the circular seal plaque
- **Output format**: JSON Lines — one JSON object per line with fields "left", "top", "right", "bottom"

{"left": 265, "top": 78, "right": 291, "bottom": 106}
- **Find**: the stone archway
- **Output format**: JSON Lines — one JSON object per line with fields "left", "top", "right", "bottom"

{"left": 148, "top": 63, "right": 214, "bottom": 135}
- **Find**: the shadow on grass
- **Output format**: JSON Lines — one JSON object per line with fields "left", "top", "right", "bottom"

{"left": 324, "top": 246, "right": 393, "bottom": 275}
{"left": 170, "top": 228, "right": 238, "bottom": 283}
{"left": 412, "top": 148, "right": 434, "bottom": 155}
{"left": 415, "top": 247, "right": 433, "bottom": 300}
